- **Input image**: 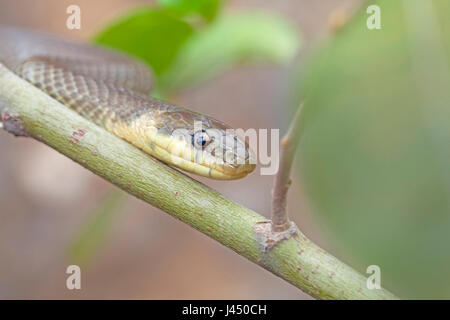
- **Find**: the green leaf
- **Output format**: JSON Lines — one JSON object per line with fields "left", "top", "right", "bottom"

{"left": 293, "top": 0, "right": 450, "bottom": 298}
{"left": 94, "top": 8, "right": 194, "bottom": 77}
{"left": 159, "top": 12, "right": 301, "bottom": 93}
{"left": 157, "top": 0, "right": 224, "bottom": 21}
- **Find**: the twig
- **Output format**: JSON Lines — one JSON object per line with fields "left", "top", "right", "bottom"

{"left": 0, "top": 64, "right": 398, "bottom": 299}
{"left": 271, "top": 102, "right": 304, "bottom": 232}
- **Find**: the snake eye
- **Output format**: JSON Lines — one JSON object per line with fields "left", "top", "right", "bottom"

{"left": 192, "top": 130, "right": 211, "bottom": 150}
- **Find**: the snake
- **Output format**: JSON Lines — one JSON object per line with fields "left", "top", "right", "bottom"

{"left": 0, "top": 27, "right": 256, "bottom": 180}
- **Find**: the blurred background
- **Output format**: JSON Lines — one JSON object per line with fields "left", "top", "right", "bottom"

{"left": 1, "top": 0, "right": 448, "bottom": 299}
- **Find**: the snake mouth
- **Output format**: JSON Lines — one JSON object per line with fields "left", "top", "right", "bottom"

{"left": 160, "top": 143, "right": 255, "bottom": 180}
{"left": 146, "top": 134, "right": 256, "bottom": 180}
{"left": 109, "top": 115, "right": 256, "bottom": 180}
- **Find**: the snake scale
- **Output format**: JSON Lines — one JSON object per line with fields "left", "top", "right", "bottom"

{"left": 0, "top": 27, "right": 256, "bottom": 180}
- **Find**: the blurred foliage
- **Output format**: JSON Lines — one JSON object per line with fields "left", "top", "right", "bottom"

{"left": 95, "top": 2, "right": 300, "bottom": 96}
{"left": 157, "top": 0, "right": 225, "bottom": 21}
{"left": 293, "top": 0, "right": 450, "bottom": 298}
{"left": 160, "top": 12, "right": 300, "bottom": 93}
{"left": 70, "top": 190, "right": 125, "bottom": 265}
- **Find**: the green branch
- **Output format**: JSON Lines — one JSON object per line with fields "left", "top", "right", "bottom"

{"left": 0, "top": 64, "right": 397, "bottom": 300}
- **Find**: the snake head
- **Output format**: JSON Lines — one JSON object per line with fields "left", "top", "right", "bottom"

{"left": 143, "top": 107, "right": 257, "bottom": 180}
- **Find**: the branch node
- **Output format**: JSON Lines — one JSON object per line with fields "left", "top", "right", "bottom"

{"left": 1, "top": 111, "right": 29, "bottom": 137}
{"left": 253, "top": 220, "right": 297, "bottom": 253}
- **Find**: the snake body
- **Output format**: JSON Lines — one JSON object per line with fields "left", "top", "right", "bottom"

{"left": 0, "top": 27, "right": 255, "bottom": 180}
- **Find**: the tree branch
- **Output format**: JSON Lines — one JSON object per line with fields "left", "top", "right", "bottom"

{"left": 271, "top": 102, "right": 304, "bottom": 232}
{"left": 0, "top": 64, "right": 398, "bottom": 300}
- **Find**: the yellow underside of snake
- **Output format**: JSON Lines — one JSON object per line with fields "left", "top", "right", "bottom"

{"left": 0, "top": 27, "right": 256, "bottom": 180}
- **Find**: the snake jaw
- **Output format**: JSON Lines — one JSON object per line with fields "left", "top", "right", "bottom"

{"left": 109, "top": 113, "right": 256, "bottom": 180}
{"left": 155, "top": 128, "right": 256, "bottom": 180}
